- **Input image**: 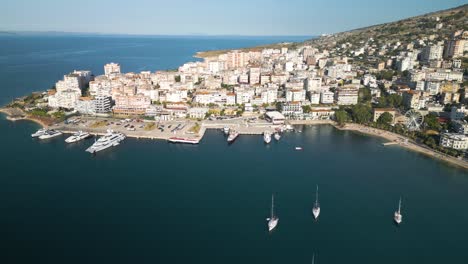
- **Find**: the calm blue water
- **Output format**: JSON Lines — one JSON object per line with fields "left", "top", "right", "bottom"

{"left": 1, "top": 36, "right": 468, "bottom": 264}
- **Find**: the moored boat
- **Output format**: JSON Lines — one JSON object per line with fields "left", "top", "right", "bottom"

{"left": 38, "top": 130, "right": 62, "bottom": 140}
{"left": 263, "top": 131, "right": 272, "bottom": 144}
{"left": 168, "top": 137, "right": 200, "bottom": 144}
{"left": 223, "top": 127, "right": 230, "bottom": 135}
{"left": 65, "top": 131, "right": 91, "bottom": 143}
{"left": 86, "top": 130, "right": 125, "bottom": 153}
{"left": 274, "top": 132, "right": 281, "bottom": 141}
{"left": 31, "top": 128, "right": 47, "bottom": 138}
{"left": 227, "top": 130, "right": 239, "bottom": 143}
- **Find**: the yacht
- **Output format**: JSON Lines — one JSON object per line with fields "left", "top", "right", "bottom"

{"left": 312, "top": 185, "right": 320, "bottom": 220}
{"left": 295, "top": 147, "right": 303, "bottom": 151}
{"left": 86, "top": 130, "right": 126, "bottom": 153}
{"left": 223, "top": 127, "right": 230, "bottom": 135}
{"left": 267, "top": 194, "right": 279, "bottom": 232}
{"left": 394, "top": 197, "right": 403, "bottom": 225}
{"left": 227, "top": 130, "right": 239, "bottom": 143}
{"left": 274, "top": 132, "right": 281, "bottom": 141}
{"left": 38, "top": 130, "right": 62, "bottom": 140}
{"left": 168, "top": 137, "right": 200, "bottom": 144}
{"left": 31, "top": 128, "right": 47, "bottom": 138}
{"left": 65, "top": 131, "right": 91, "bottom": 143}
{"left": 263, "top": 131, "right": 272, "bottom": 144}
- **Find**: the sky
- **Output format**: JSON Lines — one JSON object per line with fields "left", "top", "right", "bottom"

{"left": 1, "top": 0, "right": 466, "bottom": 36}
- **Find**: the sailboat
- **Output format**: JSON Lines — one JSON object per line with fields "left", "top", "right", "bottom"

{"left": 394, "top": 197, "right": 403, "bottom": 225}
{"left": 312, "top": 185, "right": 320, "bottom": 220}
{"left": 267, "top": 194, "right": 279, "bottom": 232}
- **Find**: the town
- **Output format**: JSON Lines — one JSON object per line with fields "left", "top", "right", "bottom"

{"left": 2, "top": 10, "right": 468, "bottom": 162}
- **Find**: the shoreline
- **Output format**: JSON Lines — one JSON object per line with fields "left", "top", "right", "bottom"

{"left": 2, "top": 108, "right": 467, "bottom": 170}
{"left": 0, "top": 108, "right": 49, "bottom": 128}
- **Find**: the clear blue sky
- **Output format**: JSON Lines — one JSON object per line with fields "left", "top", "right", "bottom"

{"left": 1, "top": 0, "right": 466, "bottom": 36}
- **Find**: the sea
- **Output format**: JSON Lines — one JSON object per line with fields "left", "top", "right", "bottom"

{"left": 0, "top": 34, "right": 468, "bottom": 264}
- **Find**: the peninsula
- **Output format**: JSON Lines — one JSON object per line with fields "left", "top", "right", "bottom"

{"left": 2, "top": 4, "right": 468, "bottom": 169}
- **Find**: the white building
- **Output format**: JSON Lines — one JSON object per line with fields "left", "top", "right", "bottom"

{"left": 286, "top": 89, "right": 306, "bottom": 102}
{"left": 320, "top": 91, "right": 334, "bottom": 104}
{"left": 440, "top": 133, "right": 468, "bottom": 150}
{"left": 335, "top": 88, "right": 358, "bottom": 105}
{"left": 104, "top": 63, "right": 121, "bottom": 76}
{"left": 310, "top": 92, "right": 320, "bottom": 104}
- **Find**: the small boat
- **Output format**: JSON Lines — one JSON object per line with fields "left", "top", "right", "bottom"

{"left": 39, "top": 130, "right": 62, "bottom": 140}
{"left": 168, "top": 137, "right": 200, "bottom": 144}
{"left": 394, "top": 197, "right": 403, "bottom": 225}
{"left": 227, "top": 130, "right": 239, "bottom": 143}
{"left": 312, "top": 185, "right": 320, "bottom": 220}
{"left": 65, "top": 131, "right": 91, "bottom": 143}
{"left": 295, "top": 147, "right": 303, "bottom": 151}
{"left": 263, "top": 131, "right": 272, "bottom": 144}
{"left": 267, "top": 194, "right": 279, "bottom": 232}
{"left": 223, "top": 127, "right": 230, "bottom": 135}
{"left": 274, "top": 132, "right": 281, "bottom": 141}
{"left": 31, "top": 128, "right": 47, "bottom": 138}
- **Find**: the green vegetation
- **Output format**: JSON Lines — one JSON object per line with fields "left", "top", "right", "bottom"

{"left": 144, "top": 123, "right": 156, "bottom": 131}
{"left": 302, "top": 105, "right": 312, "bottom": 113}
{"left": 189, "top": 123, "right": 201, "bottom": 133}
{"left": 377, "top": 112, "right": 393, "bottom": 126}
{"left": 351, "top": 104, "right": 372, "bottom": 124}
{"left": 335, "top": 109, "right": 351, "bottom": 125}
{"left": 28, "top": 108, "right": 49, "bottom": 118}
{"left": 174, "top": 75, "right": 181, "bottom": 82}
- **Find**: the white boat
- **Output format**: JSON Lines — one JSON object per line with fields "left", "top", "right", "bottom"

{"left": 263, "top": 131, "right": 272, "bottom": 144}
{"left": 38, "top": 130, "right": 62, "bottom": 140}
{"left": 65, "top": 131, "right": 91, "bottom": 143}
{"left": 295, "top": 147, "right": 303, "bottom": 151}
{"left": 274, "top": 132, "right": 281, "bottom": 141}
{"left": 168, "top": 137, "right": 200, "bottom": 144}
{"left": 227, "top": 130, "right": 239, "bottom": 143}
{"left": 31, "top": 128, "right": 47, "bottom": 138}
{"left": 394, "top": 197, "right": 403, "bottom": 225}
{"left": 312, "top": 185, "right": 320, "bottom": 220}
{"left": 223, "top": 127, "right": 230, "bottom": 135}
{"left": 86, "top": 130, "right": 126, "bottom": 153}
{"left": 267, "top": 194, "right": 279, "bottom": 232}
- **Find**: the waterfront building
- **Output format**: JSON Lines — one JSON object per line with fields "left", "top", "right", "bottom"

{"left": 440, "top": 133, "right": 468, "bottom": 150}
{"left": 113, "top": 94, "right": 151, "bottom": 116}
{"left": 281, "top": 102, "right": 303, "bottom": 117}
{"left": 94, "top": 96, "right": 112, "bottom": 113}
{"left": 310, "top": 109, "right": 335, "bottom": 120}
{"left": 104, "top": 63, "right": 121, "bottom": 76}
{"left": 335, "top": 88, "right": 358, "bottom": 105}
{"left": 286, "top": 89, "right": 306, "bottom": 102}
{"left": 265, "top": 111, "right": 285, "bottom": 125}
{"left": 188, "top": 107, "right": 209, "bottom": 119}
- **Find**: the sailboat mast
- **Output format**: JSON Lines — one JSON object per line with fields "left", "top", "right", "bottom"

{"left": 398, "top": 197, "right": 402, "bottom": 214}
{"left": 271, "top": 194, "right": 274, "bottom": 219}
{"left": 316, "top": 185, "right": 319, "bottom": 204}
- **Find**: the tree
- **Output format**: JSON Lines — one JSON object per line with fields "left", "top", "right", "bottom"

{"left": 351, "top": 104, "right": 372, "bottom": 124}
{"left": 424, "top": 113, "right": 441, "bottom": 131}
{"left": 335, "top": 109, "right": 350, "bottom": 125}
{"left": 377, "top": 112, "right": 393, "bottom": 126}
{"left": 174, "top": 75, "right": 181, "bottom": 82}
{"left": 302, "top": 105, "right": 312, "bottom": 113}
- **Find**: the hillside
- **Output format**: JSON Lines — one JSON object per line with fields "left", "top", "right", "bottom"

{"left": 306, "top": 4, "right": 468, "bottom": 50}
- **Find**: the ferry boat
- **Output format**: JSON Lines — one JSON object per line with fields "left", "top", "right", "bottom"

{"left": 267, "top": 194, "right": 279, "bottom": 232}
{"left": 274, "top": 132, "right": 281, "bottom": 141}
{"left": 223, "top": 127, "right": 230, "bottom": 135}
{"left": 38, "top": 130, "right": 62, "bottom": 140}
{"left": 31, "top": 128, "right": 47, "bottom": 138}
{"left": 86, "top": 130, "right": 126, "bottom": 153}
{"left": 168, "top": 137, "right": 200, "bottom": 144}
{"left": 312, "top": 185, "right": 320, "bottom": 220}
{"left": 263, "top": 131, "right": 272, "bottom": 144}
{"left": 394, "top": 197, "right": 403, "bottom": 225}
{"left": 65, "top": 131, "right": 91, "bottom": 143}
{"left": 227, "top": 130, "right": 239, "bottom": 143}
